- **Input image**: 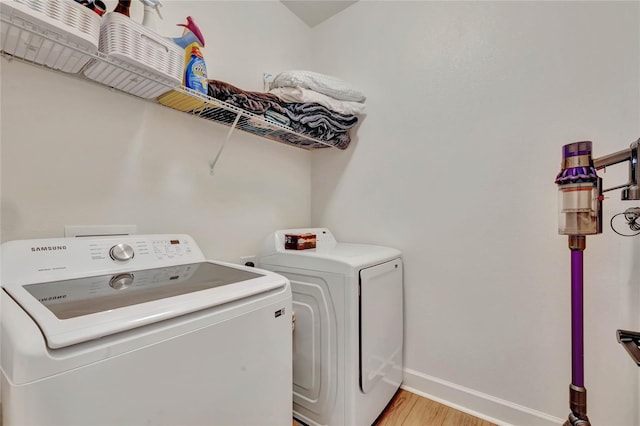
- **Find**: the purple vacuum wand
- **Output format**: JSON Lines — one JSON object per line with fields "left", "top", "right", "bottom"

{"left": 570, "top": 248, "right": 585, "bottom": 389}
{"left": 567, "top": 243, "right": 589, "bottom": 426}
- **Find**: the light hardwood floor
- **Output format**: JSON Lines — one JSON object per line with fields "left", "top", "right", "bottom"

{"left": 293, "top": 389, "right": 496, "bottom": 426}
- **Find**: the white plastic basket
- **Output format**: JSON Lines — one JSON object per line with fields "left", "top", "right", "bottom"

{"left": 83, "top": 12, "right": 184, "bottom": 99}
{"left": 0, "top": 0, "right": 100, "bottom": 73}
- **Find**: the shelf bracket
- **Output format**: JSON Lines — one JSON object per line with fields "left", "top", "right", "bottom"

{"left": 210, "top": 111, "right": 242, "bottom": 175}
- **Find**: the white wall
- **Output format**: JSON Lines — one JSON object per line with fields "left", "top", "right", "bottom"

{"left": 1, "top": 0, "right": 314, "bottom": 262}
{"left": 310, "top": 1, "right": 639, "bottom": 425}
{"left": 2, "top": 1, "right": 639, "bottom": 424}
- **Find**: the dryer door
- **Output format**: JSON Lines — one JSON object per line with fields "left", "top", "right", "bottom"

{"left": 360, "top": 258, "right": 403, "bottom": 393}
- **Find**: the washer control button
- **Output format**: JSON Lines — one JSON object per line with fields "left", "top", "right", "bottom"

{"left": 109, "top": 273, "right": 134, "bottom": 290}
{"left": 109, "top": 244, "right": 134, "bottom": 262}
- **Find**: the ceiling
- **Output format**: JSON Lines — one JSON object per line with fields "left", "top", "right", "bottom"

{"left": 280, "top": 1, "right": 358, "bottom": 28}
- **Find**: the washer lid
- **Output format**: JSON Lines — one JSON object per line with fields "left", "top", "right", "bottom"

{"left": 5, "top": 261, "right": 286, "bottom": 349}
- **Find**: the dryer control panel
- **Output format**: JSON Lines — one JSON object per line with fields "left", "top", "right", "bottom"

{"left": 271, "top": 228, "right": 337, "bottom": 252}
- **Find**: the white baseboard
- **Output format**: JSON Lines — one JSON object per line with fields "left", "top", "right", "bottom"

{"left": 402, "top": 368, "right": 564, "bottom": 426}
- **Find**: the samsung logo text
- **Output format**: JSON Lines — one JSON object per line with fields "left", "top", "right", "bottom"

{"left": 31, "top": 246, "right": 67, "bottom": 252}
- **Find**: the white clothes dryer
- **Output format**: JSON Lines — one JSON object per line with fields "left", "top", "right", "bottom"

{"left": 1, "top": 234, "right": 292, "bottom": 426}
{"left": 259, "top": 228, "right": 403, "bottom": 426}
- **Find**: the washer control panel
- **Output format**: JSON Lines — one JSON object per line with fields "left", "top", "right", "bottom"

{"left": 89, "top": 237, "right": 197, "bottom": 264}
{"left": 1, "top": 234, "right": 206, "bottom": 285}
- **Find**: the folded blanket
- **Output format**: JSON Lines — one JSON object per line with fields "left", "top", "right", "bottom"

{"left": 269, "top": 70, "right": 366, "bottom": 103}
{"left": 207, "top": 80, "right": 286, "bottom": 115}
{"left": 206, "top": 79, "right": 357, "bottom": 149}
{"left": 284, "top": 103, "right": 357, "bottom": 146}
{"left": 269, "top": 87, "right": 366, "bottom": 116}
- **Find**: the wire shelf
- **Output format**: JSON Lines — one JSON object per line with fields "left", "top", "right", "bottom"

{"left": 161, "top": 87, "right": 337, "bottom": 151}
{"left": 0, "top": 3, "right": 338, "bottom": 173}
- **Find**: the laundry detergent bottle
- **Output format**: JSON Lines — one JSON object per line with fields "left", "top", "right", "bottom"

{"left": 185, "top": 46, "right": 208, "bottom": 95}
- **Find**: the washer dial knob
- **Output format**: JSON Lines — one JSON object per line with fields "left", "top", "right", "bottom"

{"left": 109, "top": 273, "right": 134, "bottom": 290}
{"left": 109, "top": 243, "right": 134, "bottom": 262}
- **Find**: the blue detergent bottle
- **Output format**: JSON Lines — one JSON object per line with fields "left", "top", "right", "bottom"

{"left": 185, "top": 46, "right": 207, "bottom": 95}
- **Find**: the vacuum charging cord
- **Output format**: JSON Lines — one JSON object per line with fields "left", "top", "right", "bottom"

{"left": 610, "top": 207, "right": 640, "bottom": 236}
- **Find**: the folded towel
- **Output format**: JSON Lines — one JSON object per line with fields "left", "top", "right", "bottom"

{"left": 269, "top": 87, "right": 366, "bottom": 116}
{"left": 269, "top": 70, "right": 366, "bottom": 103}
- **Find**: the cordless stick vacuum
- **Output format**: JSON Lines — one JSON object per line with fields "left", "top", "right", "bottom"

{"left": 555, "top": 139, "right": 640, "bottom": 426}
{"left": 555, "top": 141, "right": 601, "bottom": 426}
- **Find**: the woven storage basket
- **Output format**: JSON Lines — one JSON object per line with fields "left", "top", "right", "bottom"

{"left": 83, "top": 12, "right": 183, "bottom": 99}
{"left": 0, "top": 0, "right": 100, "bottom": 73}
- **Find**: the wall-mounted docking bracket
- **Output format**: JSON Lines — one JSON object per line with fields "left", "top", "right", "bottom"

{"left": 594, "top": 138, "right": 639, "bottom": 201}
{"left": 617, "top": 329, "right": 640, "bottom": 366}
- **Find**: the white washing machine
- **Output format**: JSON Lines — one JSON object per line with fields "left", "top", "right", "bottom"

{"left": 1, "top": 234, "right": 292, "bottom": 426}
{"left": 258, "top": 228, "right": 403, "bottom": 426}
